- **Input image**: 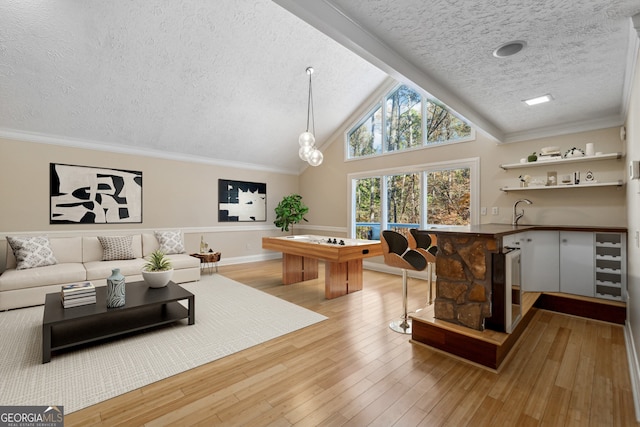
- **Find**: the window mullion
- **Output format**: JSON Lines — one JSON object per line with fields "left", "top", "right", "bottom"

{"left": 380, "top": 175, "right": 388, "bottom": 231}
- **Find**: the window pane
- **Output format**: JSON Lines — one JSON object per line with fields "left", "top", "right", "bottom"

{"left": 386, "top": 86, "right": 422, "bottom": 152}
{"left": 386, "top": 173, "right": 420, "bottom": 238}
{"left": 348, "top": 106, "right": 382, "bottom": 158}
{"left": 426, "top": 99, "right": 472, "bottom": 143}
{"left": 426, "top": 168, "right": 470, "bottom": 225}
{"left": 354, "top": 177, "right": 381, "bottom": 239}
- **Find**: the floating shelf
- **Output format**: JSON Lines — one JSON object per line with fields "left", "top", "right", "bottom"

{"left": 500, "top": 180, "right": 625, "bottom": 192}
{"left": 500, "top": 152, "right": 623, "bottom": 170}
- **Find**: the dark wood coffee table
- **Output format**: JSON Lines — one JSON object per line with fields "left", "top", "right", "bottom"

{"left": 42, "top": 281, "right": 194, "bottom": 363}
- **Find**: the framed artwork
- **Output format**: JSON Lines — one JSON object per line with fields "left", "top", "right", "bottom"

{"left": 50, "top": 163, "right": 142, "bottom": 224}
{"left": 218, "top": 179, "right": 266, "bottom": 222}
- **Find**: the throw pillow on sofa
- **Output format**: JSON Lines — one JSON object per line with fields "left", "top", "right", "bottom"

{"left": 7, "top": 235, "right": 58, "bottom": 270}
{"left": 154, "top": 230, "right": 185, "bottom": 255}
{"left": 97, "top": 235, "right": 135, "bottom": 261}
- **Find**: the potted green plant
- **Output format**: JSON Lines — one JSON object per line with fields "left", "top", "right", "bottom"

{"left": 141, "top": 250, "right": 173, "bottom": 288}
{"left": 274, "top": 194, "right": 309, "bottom": 233}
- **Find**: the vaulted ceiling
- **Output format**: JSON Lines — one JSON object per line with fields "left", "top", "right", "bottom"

{"left": 1, "top": 1, "right": 639, "bottom": 174}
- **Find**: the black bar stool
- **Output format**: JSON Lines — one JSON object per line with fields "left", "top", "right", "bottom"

{"left": 381, "top": 230, "right": 428, "bottom": 334}
{"left": 408, "top": 229, "right": 438, "bottom": 305}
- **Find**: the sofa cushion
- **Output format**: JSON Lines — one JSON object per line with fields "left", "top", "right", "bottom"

{"left": 84, "top": 235, "right": 142, "bottom": 262}
{"left": 154, "top": 230, "right": 185, "bottom": 255}
{"left": 7, "top": 236, "right": 58, "bottom": 270}
{"left": 97, "top": 236, "right": 135, "bottom": 261}
{"left": 49, "top": 237, "right": 83, "bottom": 264}
{"left": 0, "top": 263, "right": 86, "bottom": 291}
{"left": 166, "top": 254, "right": 201, "bottom": 270}
{"left": 84, "top": 258, "right": 147, "bottom": 281}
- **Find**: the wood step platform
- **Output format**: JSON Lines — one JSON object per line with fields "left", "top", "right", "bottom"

{"left": 411, "top": 292, "right": 625, "bottom": 370}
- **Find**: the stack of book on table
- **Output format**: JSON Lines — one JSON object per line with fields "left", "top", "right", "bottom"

{"left": 61, "top": 281, "right": 96, "bottom": 308}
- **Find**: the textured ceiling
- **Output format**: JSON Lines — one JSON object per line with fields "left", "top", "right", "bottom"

{"left": 278, "top": 0, "right": 640, "bottom": 142}
{"left": 0, "top": 0, "right": 387, "bottom": 173}
{"left": 1, "top": 1, "right": 639, "bottom": 173}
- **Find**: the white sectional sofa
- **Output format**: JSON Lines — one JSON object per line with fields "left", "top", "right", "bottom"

{"left": 0, "top": 233, "right": 201, "bottom": 311}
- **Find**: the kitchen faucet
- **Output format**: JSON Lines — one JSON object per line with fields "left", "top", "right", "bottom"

{"left": 512, "top": 199, "right": 532, "bottom": 225}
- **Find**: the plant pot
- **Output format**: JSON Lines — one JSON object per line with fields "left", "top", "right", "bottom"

{"left": 142, "top": 268, "right": 174, "bottom": 288}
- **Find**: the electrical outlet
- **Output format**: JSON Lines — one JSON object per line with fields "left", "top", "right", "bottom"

{"left": 481, "top": 207, "right": 487, "bottom": 215}
{"left": 492, "top": 207, "right": 499, "bottom": 215}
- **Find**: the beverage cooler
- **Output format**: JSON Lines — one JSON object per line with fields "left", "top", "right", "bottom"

{"left": 486, "top": 247, "right": 522, "bottom": 333}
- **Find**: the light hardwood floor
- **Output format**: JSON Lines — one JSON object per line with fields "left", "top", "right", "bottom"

{"left": 66, "top": 260, "right": 638, "bottom": 426}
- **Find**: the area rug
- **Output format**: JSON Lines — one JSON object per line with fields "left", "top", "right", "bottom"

{"left": 0, "top": 274, "right": 327, "bottom": 413}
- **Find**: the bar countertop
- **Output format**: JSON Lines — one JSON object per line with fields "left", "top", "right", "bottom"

{"left": 426, "top": 223, "right": 627, "bottom": 238}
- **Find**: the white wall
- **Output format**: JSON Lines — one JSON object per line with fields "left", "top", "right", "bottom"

{"left": 300, "top": 111, "right": 627, "bottom": 233}
{"left": 625, "top": 38, "right": 640, "bottom": 420}
{"left": 0, "top": 137, "right": 298, "bottom": 269}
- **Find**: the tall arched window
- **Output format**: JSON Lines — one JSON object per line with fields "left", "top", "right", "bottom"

{"left": 347, "top": 84, "right": 473, "bottom": 160}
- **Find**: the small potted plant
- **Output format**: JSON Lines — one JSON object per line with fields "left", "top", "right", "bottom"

{"left": 142, "top": 250, "right": 173, "bottom": 288}
{"left": 274, "top": 194, "right": 309, "bottom": 233}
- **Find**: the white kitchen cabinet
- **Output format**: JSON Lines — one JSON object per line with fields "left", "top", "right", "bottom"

{"left": 502, "top": 233, "right": 523, "bottom": 249}
{"left": 559, "top": 232, "right": 595, "bottom": 297}
{"left": 501, "top": 230, "right": 626, "bottom": 300}
{"left": 520, "top": 231, "right": 560, "bottom": 292}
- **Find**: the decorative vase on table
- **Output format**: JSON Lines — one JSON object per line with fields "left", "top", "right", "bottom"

{"left": 106, "top": 268, "right": 126, "bottom": 308}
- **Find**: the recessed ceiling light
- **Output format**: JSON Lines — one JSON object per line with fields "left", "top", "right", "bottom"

{"left": 492, "top": 40, "right": 527, "bottom": 58}
{"left": 524, "top": 94, "right": 553, "bottom": 106}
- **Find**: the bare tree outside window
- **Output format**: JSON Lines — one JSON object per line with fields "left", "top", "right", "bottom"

{"left": 386, "top": 86, "right": 422, "bottom": 152}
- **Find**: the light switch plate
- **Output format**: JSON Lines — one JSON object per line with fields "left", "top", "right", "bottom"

{"left": 630, "top": 160, "right": 639, "bottom": 180}
{"left": 492, "top": 207, "right": 499, "bottom": 215}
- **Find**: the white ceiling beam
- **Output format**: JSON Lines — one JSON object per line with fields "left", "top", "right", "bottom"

{"left": 272, "top": 0, "right": 505, "bottom": 142}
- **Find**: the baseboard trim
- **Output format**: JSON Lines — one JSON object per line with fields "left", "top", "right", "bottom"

{"left": 625, "top": 321, "right": 640, "bottom": 422}
{"left": 534, "top": 293, "right": 626, "bottom": 324}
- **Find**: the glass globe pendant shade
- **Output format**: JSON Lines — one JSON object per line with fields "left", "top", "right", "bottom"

{"left": 299, "top": 145, "right": 313, "bottom": 161}
{"left": 299, "top": 131, "right": 315, "bottom": 147}
{"left": 307, "top": 148, "right": 323, "bottom": 166}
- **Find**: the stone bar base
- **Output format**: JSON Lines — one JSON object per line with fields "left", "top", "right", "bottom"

{"left": 434, "top": 234, "right": 498, "bottom": 330}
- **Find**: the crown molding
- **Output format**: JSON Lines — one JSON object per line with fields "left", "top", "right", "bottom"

{"left": 500, "top": 114, "right": 625, "bottom": 144}
{"left": 0, "top": 128, "right": 299, "bottom": 176}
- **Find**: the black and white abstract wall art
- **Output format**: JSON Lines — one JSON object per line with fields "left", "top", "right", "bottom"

{"left": 50, "top": 163, "right": 143, "bottom": 224}
{"left": 218, "top": 179, "right": 266, "bottom": 222}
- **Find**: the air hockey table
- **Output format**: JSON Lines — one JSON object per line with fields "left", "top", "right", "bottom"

{"left": 262, "top": 235, "right": 382, "bottom": 299}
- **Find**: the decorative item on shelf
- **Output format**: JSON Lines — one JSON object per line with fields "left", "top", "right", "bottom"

{"left": 142, "top": 250, "right": 174, "bottom": 288}
{"left": 298, "top": 66, "right": 323, "bottom": 167}
{"left": 274, "top": 194, "right": 309, "bottom": 233}
{"left": 106, "top": 268, "right": 126, "bottom": 308}
{"left": 519, "top": 174, "right": 531, "bottom": 187}
{"left": 585, "top": 170, "right": 595, "bottom": 182}
{"left": 538, "top": 146, "right": 561, "bottom": 161}
{"left": 561, "top": 174, "right": 572, "bottom": 185}
{"left": 573, "top": 171, "right": 580, "bottom": 185}
{"left": 564, "top": 147, "right": 585, "bottom": 158}
{"left": 527, "top": 152, "right": 537, "bottom": 162}
{"left": 586, "top": 143, "right": 595, "bottom": 156}
{"left": 546, "top": 171, "right": 557, "bottom": 186}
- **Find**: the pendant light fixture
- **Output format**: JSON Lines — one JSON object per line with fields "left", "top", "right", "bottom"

{"left": 299, "top": 67, "right": 323, "bottom": 167}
